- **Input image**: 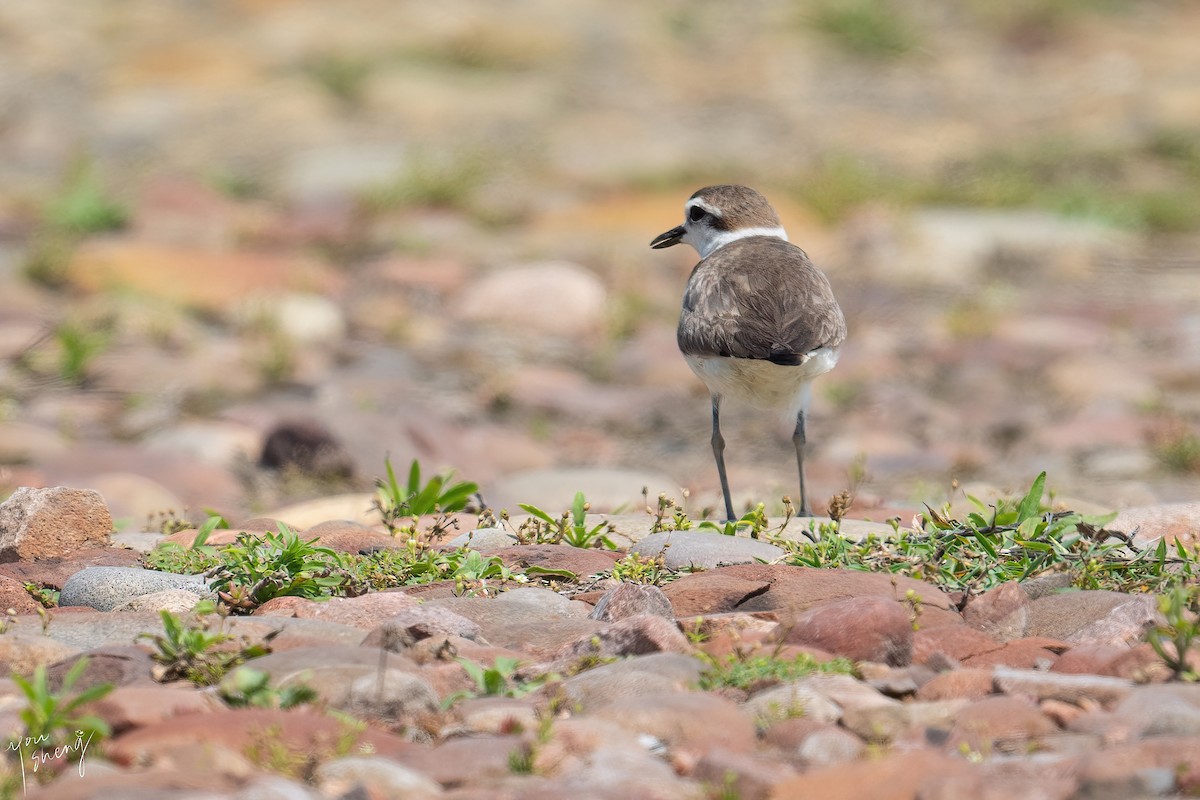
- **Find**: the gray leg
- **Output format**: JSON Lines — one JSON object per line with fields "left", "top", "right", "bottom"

{"left": 710, "top": 395, "right": 736, "bottom": 522}
{"left": 793, "top": 409, "right": 811, "bottom": 516}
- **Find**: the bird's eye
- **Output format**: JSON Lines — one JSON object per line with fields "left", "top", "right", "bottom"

{"left": 688, "top": 206, "right": 708, "bottom": 222}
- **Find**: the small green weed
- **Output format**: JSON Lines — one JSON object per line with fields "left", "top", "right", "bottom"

{"left": 698, "top": 650, "right": 854, "bottom": 692}
{"left": 518, "top": 492, "right": 618, "bottom": 549}
{"left": 12, "top": 658, "right": 112, "bottom": 749}
{"left": 219, "top": 667, "right": 318, "bottom": 709}
{"left": 776, "top": 472, "right": 1200, "bottom": 594}
{"left": 806, "top": 0, "right": 921, "bottom": 59}
{"left": 144, "top": 514, "right": 225, "bottom": 574}
{"left": 442, "top": 656, "right": 553, "bottom": 708}
{"left": 45, "top": 159, "right": 128, "bottom": 234}
{"left": 373, "top": 457, "right": 478, "bottom": 536}
{"left": 646, "top": 491, "right": 697, "bottom": 533}
{"left": 209, "top": 524, "right": 359, "bottom": 611}
{"left": 609, "top": 551, "right": 675, "bottom": 585}
{"left": 1146, "top": 585, "right": 1200, "bottom": 681}
{"left": 301, "top": 53, "right": 372, "bottom": 107}
{"left": 140, "top": 601, "right": 270, "bottom": 685}
{"left": 24, "top": 583, "right": 58, "bottom": 609}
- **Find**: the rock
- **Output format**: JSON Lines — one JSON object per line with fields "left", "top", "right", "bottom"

{"left": 533, "top": 717, "right": 691, "bottom": 798}
{"left": 346, "top": 668, "right": 441, "bottom": 723}
{"left": 782, "top": 595, "right": 914, "bottom": 666}
{"left": 458, "top": 261, "right": 607, "bottom": 338}
{"left": 915, "top": 668, "right": 996, "bottom": 702}
{"left": 88, "top": 685, "right": 225, "bottom": 735}
{"left": 58, "top": 567, "right": 208, "bottom": 611}
{"left": 399, "top": 733, "right": 527, "bottom": 789}
{"left": 0, "top": 546, "right": 143, "bottom": 589}
{"left": 1026, "top": 591, "right": 1160, "bottom": 646}
{"left": 962, "top": 581, "right": 1029, "bottom": 641}
{"left": 259, "top": 419, "right": 356, "bottom": 480}
{"left": 0, "top": 574, "right": 43, "bottom": 615}
{"left": 559, "top": 653, "right": 706, "bottom": 712}
{"left": 426, "top": 588, "right": 602, "bottom": 658}
{"left": 141, "top": 421, "right": 261, "bottom": 468}
{"left": 234, "top": 645, "right": 422, "bottom": 709}
{"left": 314, "top": 755, "right": 444, "bottom": 799}
{"left": 80, "top": 472, "right": 185, "bottom": 523}
{"left": 557, "top": 614, "right": 692, "bottom": 662}
{"left": 494, "top": 544, "right": 622, "bottom": 581}
{"left": 111, "top": 588, "right": 203, "bottom": 614}
{"left": 453, "top": 695, "right": 540, "bottom": 735}
{"left": 1078, "top": 736, "right": 1200, "bottom": 798}
{"left": 589, "top": 583, "right": 675, "bottom": 622}
{"left": 441, "top": 527, "right": 520, "bottom": 551}
{"left": 692, "top": 748, "right": 799, "bottom": 800}
{"left": 0, "top": 486, "right": 112, "bottom": 560}
{"left": 912, "top": 624, "right": 1003, "bottom": 665}
{"left": 234, "top": 776, "right": 323, "bottom": 800}
{"left": 993, "top": 666, "right": 1133, "bottom": 706}
{"left": 960, "top": 637, "right": 1064, "bottom": 670}
{"left": 840, "top": 698, "right": 966, "bottom": 745}
{"left": 745, "top": 682, "right": 844, "bottom": 726}
{"left": 242, "top": 292, "right": 348, "bottom": 345}
{"left": 593, "top": 690, "right": 758, "bottom": 755}
{"left": 105, "top": 708, "right": 417, "bottom": 767}
{"left": 257, "top": 494, "right": 381, "bottom": 531}
{"left": 0, "top": 633, "right": 80, "bottom": 677}
{"left": 945, "top": 695, "right": 1059, "bottom": 752}
{"left": 771, "top": 747, "right": 973, "bottom": 799}
{"left": 253, "top": 592, "right": 419, "bottom": 629}
{"left": 361, "top": 605, "right": 485, "bottom": 650}
{"left": 48, "top": 646, "right": 157, "bottom": 690}
{"left": 662, "top": 571, "right": 772, "bottom": 616}
{"left": 631, "top": 531, "right": 786, "bottom": 569}
{"left": 1111, "top": 684, "right": 1200, "bottom": 737}
{"left": 1110, "top": 502, "right": 1200, "bottom": 548}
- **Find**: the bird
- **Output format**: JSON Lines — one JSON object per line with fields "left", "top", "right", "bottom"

{"left": 650, "top": 184, "right": 845, "bottom": 520}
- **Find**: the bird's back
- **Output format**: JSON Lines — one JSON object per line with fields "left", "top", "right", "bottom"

{"left": 677, "top": 236, "right": 846, "bottom": 367}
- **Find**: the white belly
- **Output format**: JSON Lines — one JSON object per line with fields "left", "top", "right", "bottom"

{"left": 685, "top": 347, "right": 840, "bottom": 418}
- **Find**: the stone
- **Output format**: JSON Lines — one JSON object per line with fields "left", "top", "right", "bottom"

{"left": 494, "top": 544, "right": 622, "bottom": 581}
{"left": 1026, "top": 591, "right": 1159, "bottom": 646}
{"left": 458, "top": 261, "right": 607, "bottom": 338}
{"left": 962, "top": 581, "right": 1029, "bottom": 641}
{"left": 48, "top": 646, "right": 158, "bottom": 690}
{"left": 346, "top": 668, "right": 441, "bottom": 723}
{"left": 1111, "top": 502, "right": 1200, "bottom": 548}
{"left": 452, "top": 695, "right": 540, "bottom": 735}
{"left": 315, "top": 755, "right": 444, "bottom": 799}
{"left": 80, "top": 472, "right": 186, "bottom": 524}
{"left": 631, "top": 531, "right": 786, "bottom": 569}
{"left": 840, "top": 698, "right": 967, "bottom": 745}
{"left": 1111, "top": 684, "right": 1200, "bottom": 737}
{"left": 661, "top": 571, "right": 772, "bottom": 616}
{"left": 745, "top": 682, "right": 844, "bottom": 726}
{"left": 258, "top": 419, "right": 356, "bottom": 480}
{"left": 945, "top": 695, "right": 1059, "bottom": 752}
{"left": 912, "top": 624, "right": 1003, "bottom": 665}
{"left": 556, "top": 614, "right": 692, "bottom": 662}
{"left": 770, "top": 747, "right": 973, "bottom": 799}
{"left": 960, "top": 637, "right": 1064, "bottom": 670}
{"left": 0, "top": 546, "right": 143, "bottom": 589}
{"left": 233, "top": 645, "right": 422, "bottom": 709}
{"left": 88, "top": 685, "right": 225, "bottom": 735}
{"left": 915, "top": 668, "right": 996, "bottom": 702}
{"left": 560, "top": 653, "right": 707, "bottom": 712}
{"left": 253, "top": 592, "right": 419, "bottom": 628}
{"left": 0, "top": 574, "right": 43, "bottom": 614}
{"left": 361, "top": 605, "right": 485, "bottom": 650}
{"left": 0, "top": 633, "right": 80, "bottom": 677}
{"left": 782, "top": 595, "right": 914, "bottom": 666}
{"left": 111, "top": 588, "right": 203, "bottom": 614}
{"left": 992, "top": 666, "right": 1133, "bottom": 706}
{"left": 593, "top": 690, "right": 757, "bottom": 755}
{"left": 426, "top": 588, "right": 602, "bottom": 658}
{"left": 441, "top": 526, "right": 521, "bottom": 551}
{"left": 0, "top": 486, "right": 112, "bottom": 561}
{"left": 692, "top": 748, "right": 798, "bottom": 800}
{"left": 589, "top": 583, "right": 675, "bottom": 622}
{"left": 58, "top": 567, "right": 208, "bottom": 611}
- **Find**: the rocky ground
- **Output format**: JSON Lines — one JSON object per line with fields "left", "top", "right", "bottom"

{"left": 0, "top": 486, "right": 1197, "bottom": 799}
{"left": 1, "top": 0, "right": 1200, "bottom": 797}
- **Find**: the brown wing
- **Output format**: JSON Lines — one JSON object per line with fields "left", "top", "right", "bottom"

{"left": 677, "top": 237, "right": 846, "bottom": 365}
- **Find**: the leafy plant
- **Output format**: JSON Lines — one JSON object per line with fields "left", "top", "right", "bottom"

{"left": 45, "top": 160, "right": 128, "bottom": 234}
{"left": 219, "top": 667, "right": 318, "bottom": 709}
{"left": 209, "top": 524, "right": 358, "bottom": 611}
{"left": 807, "top": 0, "right": 921, "bottom": 59}
{"left": 442, "top": 656, "right": 553, "bottom": 708}
{"left": 373, "top": 457, "right": 478, "bottom": 536}
{"left": 776, "top": 472, "right": 1199, "bottom": 595}
{"left": 144, "top": 514, "right": 225, "bottom": 574}
{"left": 697, "top": 650, "right": 854, "bottom": 692}
{"left": 1146, "top": 585, "right": 1200, "bottom": 681}
{"left": 12, "top": 658, "right": 112, "bottom": 749}
{"left": 343, "top": 541, "right": 514, "bottom": 595}
{"left": 699, "top": 502, "right": 773, "bottom": 538}
{"left": 24, "top": 583, "right": 58, "bottom": 608}
{"left": 517, "top": 492, "right": 617, "bottom": 549}
{"left": 646, "top": 491, "right": 697, "bottom": 533}
{"left": 140, "top": 601, "right": 270, "bottom": 685}
{"left": 609, "top": 552, "right": 676, "bottom": 586}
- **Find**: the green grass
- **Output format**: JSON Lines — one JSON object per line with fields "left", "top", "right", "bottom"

{"left": 45, "top": 160, "right": 128, "bottom": 235}
{"left": 806, "top": 0, "right": 921, "bottom": 59}
{"left": 698, "top": 650, "right": 854, "bottom": 691}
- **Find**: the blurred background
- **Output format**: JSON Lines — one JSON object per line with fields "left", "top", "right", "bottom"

{"left": 1, "top": 0, "right": 1199, "bottom": 525}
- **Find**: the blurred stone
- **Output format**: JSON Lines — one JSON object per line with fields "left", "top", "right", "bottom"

{"left": 783, "top": 596, "right": 914, "bottom": 666}
{"left": 1112, "top": 502, "right": 1200, "bottom": 548}
{"left": 81, "top": 472, "right": 184, "bottom": 524}
{"left": 458, "top": 261, "right": 607, "bottom": 338}
{"left": 488, "top": 466, "right": 680, "bottom": 514}
{"left": 239, "top": 292, "right": 348, "bottom": 345}
{"left": 259, "top": 418, "right": 356, "bottom": 480}
{"left": 588, "top": 583, "right": 675, "bottom": 622}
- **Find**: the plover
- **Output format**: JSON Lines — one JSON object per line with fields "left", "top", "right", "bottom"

{"left": 651, "top": 185, "right": 845, "bottom": 519}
